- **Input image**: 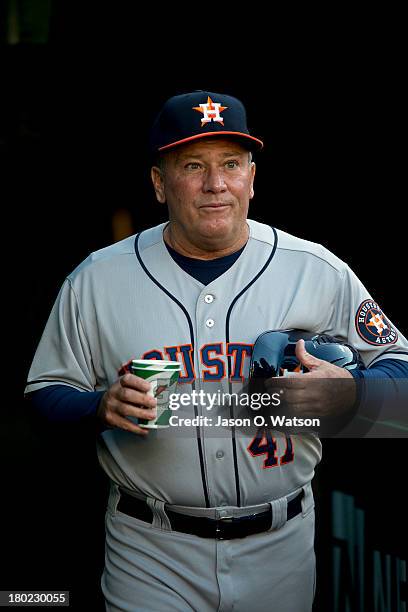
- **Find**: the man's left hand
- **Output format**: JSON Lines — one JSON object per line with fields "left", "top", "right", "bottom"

{"left": 265, "top": 339, "right": 357, "bottom": 418}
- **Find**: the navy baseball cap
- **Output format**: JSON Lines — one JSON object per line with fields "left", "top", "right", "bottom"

{"left": 150, "top": 91, "right": 263, "bottom": 154}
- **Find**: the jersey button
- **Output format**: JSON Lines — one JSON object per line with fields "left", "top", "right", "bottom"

{"left": 216, "top": 451, "right": 224, "bottom": 459}
{"left": 206, "top": 318, "right": 215, "bottom": 328}
{"left": 204, "top": 294, "right": 214, "bottom": 304}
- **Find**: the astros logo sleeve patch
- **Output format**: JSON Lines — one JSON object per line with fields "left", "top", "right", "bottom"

{"left": 355, "top": 299, "right": 398, "bottom": 345}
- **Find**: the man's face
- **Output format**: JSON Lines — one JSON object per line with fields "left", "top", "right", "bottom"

{"left": 151, "top": 138, "right": 256, "bottom": 250}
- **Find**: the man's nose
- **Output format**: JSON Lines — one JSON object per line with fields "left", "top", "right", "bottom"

{"left": 202, "top": 167, "right": 227, "bottom": 193}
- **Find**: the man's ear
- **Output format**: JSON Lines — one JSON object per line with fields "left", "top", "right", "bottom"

{"left": 249, "top": 162, "right": 256, "bottom": 199}
{"left": 151, "top": 166, "right": 166, "bottom": 204}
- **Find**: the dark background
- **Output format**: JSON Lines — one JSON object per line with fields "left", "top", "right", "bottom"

{"left": 1, "top": 3, "right": 406, "bottom": 610}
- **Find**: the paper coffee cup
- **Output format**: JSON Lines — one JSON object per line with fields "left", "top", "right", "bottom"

{"left": 130, "top": 359, "right": 181, "bottom": 428}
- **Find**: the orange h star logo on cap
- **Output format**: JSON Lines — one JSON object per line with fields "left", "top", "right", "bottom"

{"left": 193, "top": 96, "right": 228, "bottom": 127}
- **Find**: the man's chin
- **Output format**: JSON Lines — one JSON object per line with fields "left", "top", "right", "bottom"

{"left": 198, "top": 218, "right": 234, "bottom": 239}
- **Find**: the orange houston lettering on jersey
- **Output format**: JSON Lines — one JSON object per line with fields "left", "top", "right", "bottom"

{"left": 126, "top": 342, "right": 253, "bottom": 382}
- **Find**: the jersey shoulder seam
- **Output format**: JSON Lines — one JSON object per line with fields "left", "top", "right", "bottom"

{"left": 66, "top": 277, "right": 94, "bottom": 362}
{"left": 249, "top": 223, "right": 346, "bottom": 275}
{"left": 276, "top": 245, "right": 346, "bottom": 274}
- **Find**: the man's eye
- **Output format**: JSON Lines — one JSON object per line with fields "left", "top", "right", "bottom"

{"left": 185, "top": 162, "right": 201, "bottom": 170}
{"left": 225, "top": 160, "right": 239, "bottom": 169}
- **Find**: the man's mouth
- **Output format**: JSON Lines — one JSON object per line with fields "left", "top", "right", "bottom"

{"left": 200, "top": 203, "right": 230, "bottom": 209}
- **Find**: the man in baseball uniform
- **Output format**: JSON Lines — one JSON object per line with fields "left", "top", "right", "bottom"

{"left": 25, "top": 91, "right": 408, "bottom": 611}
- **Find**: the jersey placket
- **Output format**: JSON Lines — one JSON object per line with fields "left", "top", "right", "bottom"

{"left": 194, "top": 287, "right": 240, "bottom": 508}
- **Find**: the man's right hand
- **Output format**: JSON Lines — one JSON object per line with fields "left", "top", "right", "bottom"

{"left": 97, "top": 373, "right": 157, "bottom": 436}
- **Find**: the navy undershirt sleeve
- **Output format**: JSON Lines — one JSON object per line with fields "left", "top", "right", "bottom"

{"left": 350, "top": 358, "right": 408, "bottom": 379}
{"left": 26, "top": 385, "right": 105, "bottom": 423}
{"left": 349, "top": 358, "right": 408, "bottom": 423}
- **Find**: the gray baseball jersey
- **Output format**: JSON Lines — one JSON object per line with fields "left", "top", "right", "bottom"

{"left": 26, "top": 219, "right": 408, "bottom": 610}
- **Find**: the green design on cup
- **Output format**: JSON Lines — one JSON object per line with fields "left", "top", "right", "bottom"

{"left": 129, "top": 359, "right": 181, "bottom": 428}
{"left": 153, "top": 409, "right": 172, "bottom": 426}
{"left": 130, "top": 367, "right": 162, "bottom": 380}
